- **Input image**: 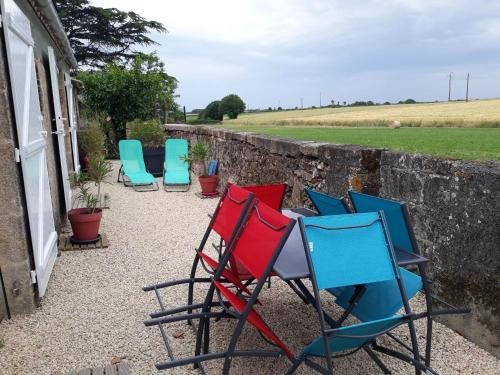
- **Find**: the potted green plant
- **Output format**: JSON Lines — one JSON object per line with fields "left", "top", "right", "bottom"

{"left": 77, "top": 122, "right": 104, "bottom": 171}
{"left": 182, "top": 142, "right": 218, "bottom": 195}
{"left": 68, "top": 155, "right": 113, "bottom": 242}
{"left": 127, "top": 119, "right": 165, "bottom": 176}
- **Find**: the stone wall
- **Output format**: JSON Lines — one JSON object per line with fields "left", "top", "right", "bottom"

{"left": 164, "top": 124, "right": 500, "bottom": 357}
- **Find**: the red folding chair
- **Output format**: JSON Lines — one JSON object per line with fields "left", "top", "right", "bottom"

{"left": 144, "top": 199, "right": 296, "bottom": 373}
{"left": 224, "top": 183, "right": 287, "bottom": 282}
{"left": 143, "top": 184, "right": 256, "bottom": 321}
{"left": 242, "top": 183, "right": 287, "bottom": 210}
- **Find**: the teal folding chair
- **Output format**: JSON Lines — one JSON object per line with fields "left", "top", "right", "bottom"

{"left": 288, "top": 212, "right": 438, "bottom": 375}
{"left": 163, "top": 139, "right": 190, "bottom": 191}
{"left": 348, "top": 190, "right": 434, "bottom": 365}
{"left": 118, "top": 140, "right": 159, "bottom": 191}
{"left": 304, "top": 188, "right": 351, "bottom": 216}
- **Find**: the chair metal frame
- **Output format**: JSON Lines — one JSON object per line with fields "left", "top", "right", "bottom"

{"left": 144, "top": 200, "right": 296, "bottom": 373}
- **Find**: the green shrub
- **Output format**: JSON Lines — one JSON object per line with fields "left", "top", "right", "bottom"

{"left": 78, "top": 123, "right": 104, "bottom": 156}
{"left": 127, "top": 119, "right": 164, "bottom": 147}
{"left": 220, "top": 94, "right": 245, "bottom": 119}
{"left": 201, "top": 100, "right": 223, "bottom": 121}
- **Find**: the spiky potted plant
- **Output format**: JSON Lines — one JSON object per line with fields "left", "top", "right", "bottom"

{"left": 182, "top": 142, "right": 218, "bottom": 195}
{"left": 68, "top": 155, "right": 113, "bottom": 242}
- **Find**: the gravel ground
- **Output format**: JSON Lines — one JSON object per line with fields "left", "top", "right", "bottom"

{"left": 0, "top": 162, "right": 498, "bottom": 374}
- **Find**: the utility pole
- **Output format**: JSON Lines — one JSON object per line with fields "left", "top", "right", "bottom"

{"left": 300, "top": 97, "right": 303, "bottom": 111}
{"left": 319, "top": 92, "right": 322, "bottom": 107}
{"left": 448, "top": 72, "right": 452, "bottom": 101}
{"left": 466, "top": 73, "right": 470, "bottom": 102}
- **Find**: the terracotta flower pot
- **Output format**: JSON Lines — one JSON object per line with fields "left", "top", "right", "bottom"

{"left": 199, "top": 175, "right": 219, "bottom": 196}
{"left": 68, "top": 208, "right": 103, "bottom": 241}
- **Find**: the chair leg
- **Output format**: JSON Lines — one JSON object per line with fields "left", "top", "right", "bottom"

{"left": 407, "top": 319, "right": 423, "bottom": 375}
{"left": 365, "top": 345, "right": 391, "bottom": 374}
{"left": 117, "top": 165, "right": 123, "bottom": 183}
{"left": 285, "top": 357, "right": 304, "bottom": 375}
{"left": 187, "top": 255, "right": 202, "bottom": 325}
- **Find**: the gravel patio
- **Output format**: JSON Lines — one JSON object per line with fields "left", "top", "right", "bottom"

{"left": 0, "top": 162, "right": 498, "bottom": 374}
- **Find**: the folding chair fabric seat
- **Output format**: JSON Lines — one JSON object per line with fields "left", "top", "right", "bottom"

{"left": 198, "top": 252, "right": 253, "bottom": 297}
{"left": 221, "top": 183, "right": 287, "bottom": 281}
{"left": 164, "top": 139, "right": 190, "bottom": 189}
{"left": 214, "top": 281, "right": 294, "bottom": 359}
{"left": 331, "top": 267, "right": 422, "bottom": 322}
{"left": 243, "top": 183, "right": 287, "bottom": 211}
{"left": 126, "top": 171, "right": 156, "bottom": 184}
{"left": 304, "top": 188, "right": 350, "bottom": 216}
{"left": 119, "top": 140, "right": 158, "bottom": 190}
{"left": 300, "top": 315, "right": 404, "bottom": 357}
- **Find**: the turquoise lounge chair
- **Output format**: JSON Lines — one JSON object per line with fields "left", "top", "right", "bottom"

{"left": 163, "top": 139, "right": 190, "bottom": 191}
{"left": 118, "top": 140, "right": 159, "bottom": 192}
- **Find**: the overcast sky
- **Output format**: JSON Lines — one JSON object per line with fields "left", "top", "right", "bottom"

{"left": 93, "top": 0, "right": 500, "bottom": 110}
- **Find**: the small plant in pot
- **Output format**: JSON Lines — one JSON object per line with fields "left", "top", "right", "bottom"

{"left": 127, "top": 119, "right": 165, "bottom": 176}
{"left": 68, "top": 155, "right": 113, "bottom": 243}
{"left": 182, "top": 142, "right": 218, "bottom": 195}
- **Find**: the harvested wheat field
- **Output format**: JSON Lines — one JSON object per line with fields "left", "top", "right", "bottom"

{"left": 225, "top": 99, "right": 500, "bottom": 128}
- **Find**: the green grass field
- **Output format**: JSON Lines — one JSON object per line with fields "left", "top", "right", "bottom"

{"left": 216, "top": 125, "right": 500, "bottom": 160}
{"left": 209, "top": 99, "right": 500, "bottom": 160}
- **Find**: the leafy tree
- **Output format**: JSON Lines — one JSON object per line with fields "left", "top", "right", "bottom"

{"left": 219, "top": 94, "right": 246, "bottom": 119}
{"left": 54, "top": 0, "right": 166, "bottom": 67}
{"left": 200, "top": 101, "right": 223, "bottom": 121}
{"left": 277, "top": 106, "right": 283, "bottom": 111}
{"left": 268, "top": 107, "right": 273, "bottom": 111}
{"left": 400, "top": 98, "right": 417, "bottom": 104}
{"left": 79, "top": 53, "right": 177, "bottom": 155}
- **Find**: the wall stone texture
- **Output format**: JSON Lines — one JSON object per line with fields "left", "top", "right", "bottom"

{"left": 164, "top": 124, "right": 500, "bottom": 357}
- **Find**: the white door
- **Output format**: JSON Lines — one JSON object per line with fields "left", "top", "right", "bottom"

{"left": 48, "top": 46, "right": 72, "bottom": 211}
{"left": 65, "top": 72, "right": 80, "bottom": 173}
{"left": 1, "top": 0, "right": 58, "bottom": 297}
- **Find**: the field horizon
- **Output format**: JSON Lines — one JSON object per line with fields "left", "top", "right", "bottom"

{"left": 223, "top": 98, "right": 500, "bottom": 128}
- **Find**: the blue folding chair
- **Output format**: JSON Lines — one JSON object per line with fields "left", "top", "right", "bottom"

{"left": 288, "top": 212, "right": 437, "bottom": 375}
{"left": 304, "top": 188, "right": 351, "bottom": 216}
{"left": 348, "top": 190, "right": 434, "bottom": 363}
{"left": 346, "top": 191, "right": 469, "bottom": 368}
